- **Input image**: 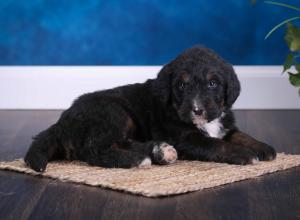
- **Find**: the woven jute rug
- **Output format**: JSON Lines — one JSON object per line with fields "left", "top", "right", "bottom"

{"left": 0, "top": 153, "right": 300, "bottom": 197}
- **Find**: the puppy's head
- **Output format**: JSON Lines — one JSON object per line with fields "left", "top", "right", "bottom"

{"left": 154, "top": 45, "right": 240, "bottom": 125}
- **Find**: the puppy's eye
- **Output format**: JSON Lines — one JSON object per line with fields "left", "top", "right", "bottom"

{"left": 207, "top": 80, "right": 218, "bottom": 89}
{"left": 178, "top": 82, "right": 185, "bottom": 91}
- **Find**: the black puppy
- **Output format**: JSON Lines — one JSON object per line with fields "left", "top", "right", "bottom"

{"left": 25, "top": 46, "right": 276, "bottom": 172}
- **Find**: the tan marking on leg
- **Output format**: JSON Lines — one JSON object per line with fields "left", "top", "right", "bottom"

{"left": 123, "top": 117, "right": 136, "bottom": 138}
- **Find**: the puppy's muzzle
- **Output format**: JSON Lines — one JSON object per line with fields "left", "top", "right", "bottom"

{"left": 192, "top": 107, "right": 205, "bottom": 116}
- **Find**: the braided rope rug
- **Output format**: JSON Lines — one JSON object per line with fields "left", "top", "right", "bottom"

{"left": 0, "top": 153, "right": 300, "bottom": 197}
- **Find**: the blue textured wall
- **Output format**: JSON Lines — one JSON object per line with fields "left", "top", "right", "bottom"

{"left": 0, "top": 0, "right": 297, "bottom": 65}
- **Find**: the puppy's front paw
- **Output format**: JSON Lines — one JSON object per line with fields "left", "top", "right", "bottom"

{"left": 152, "top": 142, "right": 178, "bottom": 165}
{"left": 218, "top": 146, "right": 259, "bottom": 165}
{"left": 251, "top": 142, "right": 276, "bottom": 161}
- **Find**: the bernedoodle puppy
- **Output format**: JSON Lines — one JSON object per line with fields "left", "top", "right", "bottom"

{"left": 25, "top": 46, "right": 276, "bottom": 172}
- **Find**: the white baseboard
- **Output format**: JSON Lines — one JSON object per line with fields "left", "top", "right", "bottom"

{"left": 0, "top": 66, "right": 299, "bottom": 109}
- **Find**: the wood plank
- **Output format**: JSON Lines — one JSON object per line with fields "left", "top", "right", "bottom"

{"left": 0, "top": 171, "right": 50, "bottom": 220}
{"left": 173, "top": 167, "right": 300, "bottom": 220}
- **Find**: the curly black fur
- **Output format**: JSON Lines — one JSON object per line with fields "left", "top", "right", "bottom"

{"left": 25, "top": 46, "right": 276, "bottom": 172}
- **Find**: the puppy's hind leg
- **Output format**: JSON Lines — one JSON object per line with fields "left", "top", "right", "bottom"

{"left": 85, "top": 145, "right": 152, "bottom": 169}
{"left": 24, "top": 124, "right": 62, "bottom": 172}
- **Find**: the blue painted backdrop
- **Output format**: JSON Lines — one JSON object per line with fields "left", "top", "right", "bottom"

{"left": 0, "top": 0, "right": 297, "bottom": 65}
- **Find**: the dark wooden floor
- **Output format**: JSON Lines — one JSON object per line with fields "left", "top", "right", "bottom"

{"left": 0, "top": 110, "right": 299, "bottom": 220}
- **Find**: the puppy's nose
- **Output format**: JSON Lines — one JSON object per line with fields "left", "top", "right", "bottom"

{"left": 193, "top": 107, "right": 204, "bottom": 116}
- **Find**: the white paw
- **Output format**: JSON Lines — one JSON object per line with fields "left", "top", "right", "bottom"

{"left": 138, "top": 157, "right": 152, "bottom": 168}
{"left": 153, "top": 142, "right": 178, "bottom": 165}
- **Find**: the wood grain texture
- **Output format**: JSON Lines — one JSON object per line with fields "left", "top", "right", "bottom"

{"left": 0, "top": 110, "right": 299, "bottom": 220}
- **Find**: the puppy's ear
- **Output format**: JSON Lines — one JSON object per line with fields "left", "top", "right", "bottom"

{"left": 226, "top": 70, "right": 241, "bottom": 108}
{"left": 152, "top": 62, "right": 174, "bottom": 105}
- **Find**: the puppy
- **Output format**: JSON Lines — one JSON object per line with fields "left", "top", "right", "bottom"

{"left": 25, "top": 46, "right": 276, "bottom": 172}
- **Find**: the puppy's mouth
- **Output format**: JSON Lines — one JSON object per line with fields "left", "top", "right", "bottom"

{"left": 191, "top": 111, "right": 227, "bottom": 138}
{"left": 177, "top": 103, "right": 221, "bottom": 125}
{"left": 190, "top": 112, "right": 208, "bottom": 127}
{"left": 190, "top": 111, "right": 222, "bottom": 126}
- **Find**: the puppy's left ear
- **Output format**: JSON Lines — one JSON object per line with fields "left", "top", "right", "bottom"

{"left": 226, "top": 69, "right": 241, "bottom": 108}
{"left": 152, "top": 61, "right": 174, "bottom": 105}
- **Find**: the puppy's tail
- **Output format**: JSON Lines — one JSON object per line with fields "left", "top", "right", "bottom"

{"left": 24, "top": 124, "right": 63, "bottom": 172}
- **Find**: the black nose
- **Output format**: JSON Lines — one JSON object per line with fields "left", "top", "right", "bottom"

{"left": 193, "top": 107, "right": 204, "bottom": 116}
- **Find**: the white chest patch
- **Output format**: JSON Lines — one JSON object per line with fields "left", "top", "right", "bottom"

{"left": 192, "top": 113, "right": 227, "bottom": 139}
{"left": 199, "top": 118, "right": 225, "bottom": 138}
